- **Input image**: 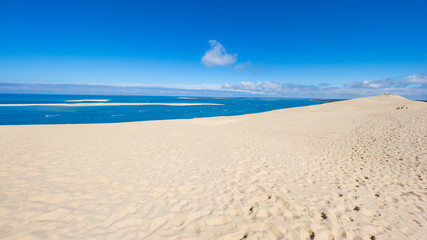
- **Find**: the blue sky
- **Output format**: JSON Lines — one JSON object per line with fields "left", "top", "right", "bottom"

{"left": 0, "top": 0, "right": 426, "bottom": 98}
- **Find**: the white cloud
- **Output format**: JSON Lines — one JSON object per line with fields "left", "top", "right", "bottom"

{"left": 401, "top": 73, "right": 427, "bottom": 84}
{"left": 201, "top": 40, "right": 237, "bottom": 67}
{"left": 344, "top": 78, "right": 395, "bottom": 88}
{"left": 222, "top": 71, "right": 427, "bottom": 99}
{"left": 232, "top": 61, "right": 252, "bottom": 72}
{"left": 232, "top": 61, "right": 268, "bottom": 75}
{"left": 222, "top": 81, "right": 319, "bottom": 94}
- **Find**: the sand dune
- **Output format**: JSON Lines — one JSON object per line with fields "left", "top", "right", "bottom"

{"left": 0, "top": 94, "right": 426, "bottom": 239}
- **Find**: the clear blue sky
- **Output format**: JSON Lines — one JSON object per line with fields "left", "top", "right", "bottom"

{"left": 0, "top": 0, "right": 426, "bottom": 98}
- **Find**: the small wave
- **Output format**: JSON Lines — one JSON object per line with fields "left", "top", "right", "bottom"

{"left": 178, "top": 97, "right": 233, "bottom": 100}
{"left": 45, "top": 114, "right": 61, "bottom": 118}
{"left": 111, "top": 114, "right": 125, "bottom": 117}
{"left": 65, "top": 99, "right": 110, "bottom": 102}
{"left": 178, "top": 97, "right": 198, "bottom": 100}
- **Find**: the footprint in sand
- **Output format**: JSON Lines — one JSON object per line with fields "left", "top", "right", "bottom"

{"left": 255, "top": 208, "right": 271, "bottom": 219}
{"left": 177, "top": 185, "right": 195, "bottom": 193}
{"left": 169, "top": 214, "right": 186, "bottom": 226}
{"left": 171, "top": 200, "right": 189, "bottom": 212}
{"left": 219, "top": 194, "right": 233, "bottom": 204}
{"left": 206, "top": 216, "right": 230, "bottom": 226}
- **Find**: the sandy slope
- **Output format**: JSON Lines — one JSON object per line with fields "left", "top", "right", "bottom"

{"left": 0, "top": 94, "right": 426, "bottom": 240}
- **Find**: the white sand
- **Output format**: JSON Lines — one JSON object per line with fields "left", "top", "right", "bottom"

{"left": 0, "top": 94, "right": 426, "bottom": 240}
{"left": 65, "top": 99, "right": 110, "bottom": 102}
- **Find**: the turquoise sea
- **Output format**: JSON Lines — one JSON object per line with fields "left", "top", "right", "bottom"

{"left": 0, "top": 94, "right": 321, "bottom": 125}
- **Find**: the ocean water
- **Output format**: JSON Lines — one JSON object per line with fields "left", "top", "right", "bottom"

{"left": 0, "top": 94, "right": 321, "bottom": 125}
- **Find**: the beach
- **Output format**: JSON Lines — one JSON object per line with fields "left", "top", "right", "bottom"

{"left": 0, "top": 94, "right": 426, "bottom": 239}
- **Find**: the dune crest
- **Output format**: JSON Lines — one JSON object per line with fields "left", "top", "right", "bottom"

{"left": 304, "top": 94, "right": 423, "bottom": 113}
